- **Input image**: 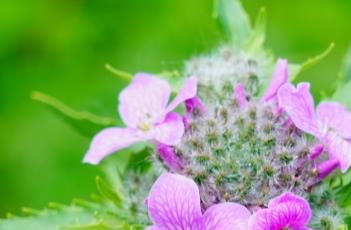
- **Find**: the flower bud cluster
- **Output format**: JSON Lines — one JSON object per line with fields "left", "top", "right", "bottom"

{"left": 174, "top": 93, "right": 318, "bottom": 208}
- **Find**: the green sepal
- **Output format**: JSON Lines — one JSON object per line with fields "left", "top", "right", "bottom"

{"left": 289, "top": 43, "right": 335, "bottom": 81}
{"left": 214, "top": 0, "right": 251, "bottom": 48}
{"left": 31, "top": 91, "right": 120, "bottom": 137}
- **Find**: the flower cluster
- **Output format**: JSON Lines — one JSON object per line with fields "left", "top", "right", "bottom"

{"left": 84, "top": 49, "right": 351, "bottom": 229}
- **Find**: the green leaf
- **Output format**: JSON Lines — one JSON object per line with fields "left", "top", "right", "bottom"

{"left": 31, "top": 91, "right": 120, "bottom": 137}
{"left": 246, "top": 7, "right": 266, "bottom": 53}
{"left": 96, "top": 176, "right": 123, "bottom": 208}
{"left": 289, "top": 43, "right": 335, "bottom": 81}
{"left": 0, "top": 201, "right": 143, "bottom": 230}
{"left": 342, "top": 169, "right": 351, "bottom": 188}
{"left": 336, "top": 183, "right": 351, "bottom": 208}
{"left": 214, "top": 0, "right": 251, "bottom": 47}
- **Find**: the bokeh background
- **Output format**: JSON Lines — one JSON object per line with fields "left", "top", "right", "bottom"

{"left": 1, "top": 0, "right": 350, "bottom": 215}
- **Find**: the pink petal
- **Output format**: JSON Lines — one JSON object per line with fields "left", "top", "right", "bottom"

{"left": 249, "top": 193, "right": 311, "bottom": 230}
{"left": 317, "top": 102, "right": 351, "bottom": 139}
{"left": 83, "top": 127, "right": 147, "bottom": 164}
{"left": 147, "top": 173, "right": 202, "bottom": 229}
{"left": 118, "top": 73, "right": 171, "bottom": 128}
{"left": 201, "top": 203, "right": 251, "bottom": 230}
{"left": 152, "top": 112, "right": 185, "bottom": 145}
{"left": 248, "top": 209, "right": 274, "bottom": 230}
{"left": 324, "top": 131, "right": 351, "bottom": 173}
{"left": 268, "top": 192, "right": 311, "bottom": 226}
{"left": 278, "top": 83, "right": 320, "bottom": 137}
{"left": 261, "top": 59, "right": 288, "bottom": 102}
{"left": 166, "top": 77, "right": 197, "bottom": 113}
{"left": 233, "top": 84, "right": 248, "bottom": 107}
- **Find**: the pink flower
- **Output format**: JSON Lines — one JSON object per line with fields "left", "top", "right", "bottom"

{"left": 146, "top": 173, "right": 251, "bottom": 230}
{"left": 83, "top": 74, "right": 197, "bottom": 164}
{"left": 248, "top": 192, "right": 312, "bottom": 230}
{"left": 278, "top": 82, "right": 351, "bottom": 175}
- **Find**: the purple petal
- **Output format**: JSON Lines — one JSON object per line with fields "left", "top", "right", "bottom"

{"left": 118, "top": 73, "right": 170, "bottom": 128}
{"left": 268, "top": 192, "right": 311, "bottom": 226}
{"left": 317, "top": 158, "right": 339, "bottom": 179}
{"left": 278, "top": 83, "right": 320, "bottom": 137}
{"left": 233, "top": 84, "right": 248, "bottom": 107}
{"left": 309, "top": 144, "right": 324, "bottom": 160}
{"left": 156, "top": 142, "right": 182, "bottom": 171}
{"left": 317, "top": 102, "right": 351, "bottom": 139}
{"left": 147, "top": 173, "right": 202, "bottom": 229}
{"left": 152, "top": 112, "right": 185, "bottom": 145}
{"left": 324, "top": 131, "right": 351, "bottom": 173}
{"left": 201, "top": 203, "right": 251, "bottom": 230}
{"left": 261, "top": 59, "right": 288, "bottom": 102}
{"left": 250, "top": 192, "right": 311, "bottom": 230}
{"left": 166, "top": 77, "right": 197, "bottom": 113}
{"left": 83, "top": 127, "right": 147, "bottom": 164}
{"left": 185, "top": 96, "right": 206, "bottom": 115}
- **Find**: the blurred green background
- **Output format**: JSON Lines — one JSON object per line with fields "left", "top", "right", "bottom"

{"left": 0, "top": 0, "right": 350, "bottom": 215}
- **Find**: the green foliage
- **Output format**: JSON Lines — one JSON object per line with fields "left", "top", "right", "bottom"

{"left": 96, "top": 176, "right": 122, "bottom": 208}
{"left": 0, "top": 149, "right": 153, "bottom": 230}
{"left": 31, "top": 91, "right": 120, "bottom": 137}
{"left": 0, "top": 201, "right": 143, "bottom": 230}
{"left": 214, "top": 0, "right": 251, "bottom": 48}
{"left": 123, "top": 149, "right": 152, "bottom": 174}
{"left": 337, "top": 183, "right": 351, "bottom": 208}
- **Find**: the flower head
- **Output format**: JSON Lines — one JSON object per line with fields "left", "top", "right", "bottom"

{"left": 249, "top": 192, "right": 312, "bottom": 230}
{"left": 146, "top": 173, "right": 251, "bottom": 230}
{"left": 83, "top": 74, "right": 197, "bottom": 164}
{"left": 278, "top": 83, "right": 351, "bottom": 174}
